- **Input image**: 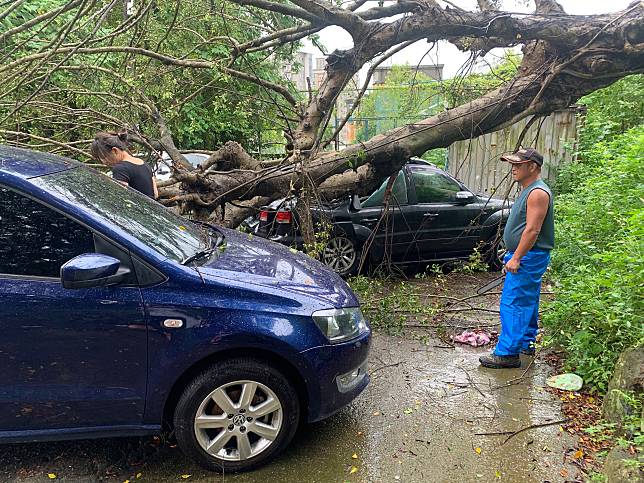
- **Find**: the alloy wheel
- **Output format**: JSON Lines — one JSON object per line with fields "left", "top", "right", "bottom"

{"left": 193, "top": 380, "right": 283, "bottom": 462}
{"left": 322, "top": 236, "right": 357, "bottom": 274}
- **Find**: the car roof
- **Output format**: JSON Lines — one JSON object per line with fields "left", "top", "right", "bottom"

{"left": 407, "top": 157, "right": 436, "bottom": 167}
{"left": 161, "top": 152, "right": 210, "bottom": 161}
{"left": 0, "top": 145, "right": 81, "bottom": 179}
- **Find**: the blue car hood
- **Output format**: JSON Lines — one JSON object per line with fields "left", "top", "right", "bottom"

{"left": 196, "top": 228, "right": 358, "bottom": 309}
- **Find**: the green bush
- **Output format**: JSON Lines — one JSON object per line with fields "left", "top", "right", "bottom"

{"left": 543, "top": 126, "right": 644, "bottom": 392}
{"left": 554, "top": 75, "right": 643, "bottom": 196}
{"left": 576, "top": 75, "right": 644, "bottom": 156}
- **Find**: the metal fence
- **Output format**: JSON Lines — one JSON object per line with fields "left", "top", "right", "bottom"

{"left": 446, "top": 107, "right": 582, "bottom": 199}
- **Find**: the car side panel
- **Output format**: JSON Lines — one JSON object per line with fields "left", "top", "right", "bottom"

{"left": 351, "top": 206, "right": 426, "bottom": 263}
{"left": 139, "top": 271, "right": 329, "bottom": 425}
{"left": 0, "top": 180, "right": 149, "bottom": 432}
{"left": 404, "top": 166, "right": 502, "bottom": 259}
{"left": 0, "top": 276, "right": 148, "bottom": 430}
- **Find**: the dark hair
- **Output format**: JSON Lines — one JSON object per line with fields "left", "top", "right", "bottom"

{"left": 90, "top": 131, "right": 130, "bottom": 163}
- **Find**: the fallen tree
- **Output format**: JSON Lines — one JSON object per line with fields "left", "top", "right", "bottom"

{"left": 0, "top": 0, "right": 642, "bottom": 235}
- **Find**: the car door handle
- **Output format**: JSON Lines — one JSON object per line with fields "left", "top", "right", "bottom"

{"left": 423, "top": 213, "right": 439, "bottom": 218}
{"left": 362, "top": 218, "right": 379, "bottom": 223}
{"left": 163, "top": 319, "right": 184, "bottom": 329}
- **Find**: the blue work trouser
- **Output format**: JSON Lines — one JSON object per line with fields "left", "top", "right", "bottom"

{"left": 494, "top": 250, "right": 551, "bottom": 356}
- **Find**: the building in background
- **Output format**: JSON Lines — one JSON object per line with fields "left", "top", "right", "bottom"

{"left": 284, "top": 52, "right": 314, "bottom": 92}
{"left": 282, "top": 54, "right": 445, "bottom": 150}
{"left": 310, "top": 56, "right": 360, "bottom": 149}
{"left": 313, "top": 57, "right": 326, "bottom": 88}
{"left": 373, "top": 64, "right": 443, "bottom": 84}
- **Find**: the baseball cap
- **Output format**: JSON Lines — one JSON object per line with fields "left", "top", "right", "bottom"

{"left": 500, "top": 148, "right": 543, "bottom": 166}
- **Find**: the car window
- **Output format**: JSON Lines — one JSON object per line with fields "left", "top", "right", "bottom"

{"left": 410, "top": 168, "right": 463, "bottom": 203}
{"left": 32, "top": 167, "right": 207, "bottom": 263}
{"left": 183, "top": 153, "right": 209, "bottom": 167}
{"left": 0, "top": 187, "right": 95, "bottom": 277}
{"left": 362, "top": 170, "right": 408, "bottom": 207}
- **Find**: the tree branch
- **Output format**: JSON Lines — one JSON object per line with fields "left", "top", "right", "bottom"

{"left": 0, "top": 45, "right": 298, "bottom": 106}
{"left": 228, "top": 0, "right": 319, "bottom": 22}
{"left": 322, "top": 40, "right": 415, "bottom": 149}
{"left": 0, "top": 0, "right": 84, "bottom": 45}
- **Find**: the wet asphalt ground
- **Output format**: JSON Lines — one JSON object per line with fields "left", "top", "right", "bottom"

{"left": 0, "top": 273, "right": 578, "bottom": 482}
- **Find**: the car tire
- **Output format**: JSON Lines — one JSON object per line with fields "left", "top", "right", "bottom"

{"left": 174, "top": 358, "right": 300, "bottom": 473}
{"left": 487, "top": 235, "right": 506, "bottom": 271}
{"left": 321, "top": 235, "right": 362, "bottom": 277}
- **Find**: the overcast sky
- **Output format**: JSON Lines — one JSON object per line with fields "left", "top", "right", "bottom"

{"left": 307, "top": 0, "right": 634, "bottom": 79}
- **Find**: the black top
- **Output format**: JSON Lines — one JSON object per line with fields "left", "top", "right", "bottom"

{"left": 111, "top": 161, "right": 155, "bottom": 198}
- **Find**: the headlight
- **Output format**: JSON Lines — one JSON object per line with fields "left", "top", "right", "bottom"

{"left": 312, "top": 307, "right": 368, "bottom": 343}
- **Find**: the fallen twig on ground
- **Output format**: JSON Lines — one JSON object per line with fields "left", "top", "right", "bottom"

{"left": 369, "top": 361, "right": 403, "bottom": 375}
{"left": 441, "top": 379, "right": 470, "bottom": 388}
{"left": 399, "top": 291, "right": 553, "bottom": 303}
{"left": 475, "top": 418, "right": 570, "bottom": 444}
{"left": 439, "top": 307, "right": 500, "bottom": 314}
{"left": 502, "top": 419, "right": 570, "bottom": 444}
{"left": 404, "top": 323, "right": 500, "bottom": 329}
{"left": 459, "top": 366, "right": 487, "bottom": 399}
{"left": 397, "top": 307, "right": 500, "bottom": 316}
{"left": 474, "top": 429, "right": 515, "bottom": 436}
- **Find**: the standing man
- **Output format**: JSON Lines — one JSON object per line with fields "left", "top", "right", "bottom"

{"left": 479, "top": 148, "right": 555, "bottom": 369}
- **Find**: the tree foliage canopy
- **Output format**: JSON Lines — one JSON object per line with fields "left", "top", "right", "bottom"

{"left": 544, "top": 74, "right": 644, "bottom": 391}
{"left": 0, "top": 0, "right": 293, "bottom": 155}
{"left": 0, "top": 0, "right": 642, "bottom": 229}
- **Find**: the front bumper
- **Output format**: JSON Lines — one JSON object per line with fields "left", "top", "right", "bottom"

{"left": 298, "top": 328, "right": 371, "bottom": 422}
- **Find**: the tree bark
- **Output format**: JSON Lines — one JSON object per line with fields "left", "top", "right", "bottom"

{"left": 1, "top": 0, "right": 642, "bottom": 229}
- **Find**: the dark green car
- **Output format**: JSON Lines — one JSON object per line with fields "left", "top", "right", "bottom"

{"left": 254, "top": 159, "right": 511, "bottom": 276}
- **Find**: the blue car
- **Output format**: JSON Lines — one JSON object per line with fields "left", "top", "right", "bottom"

{"left": 0, "top": 146, "right": 371, "bottom": 472}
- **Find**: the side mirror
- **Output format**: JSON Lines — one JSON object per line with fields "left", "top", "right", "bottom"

{"left": 455, "top": 191, "right": 475, "bottom": 204}
{"left": 61, "top": 253, "right": 130, "bottom": 289}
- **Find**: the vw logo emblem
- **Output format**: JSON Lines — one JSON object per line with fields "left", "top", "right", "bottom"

{"left": 232, "top": 414, "right": 246, "bottom": 426}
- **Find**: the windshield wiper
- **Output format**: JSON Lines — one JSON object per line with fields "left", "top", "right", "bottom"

{"left": 180, "top": 233, "right": 224, "bottom": 265}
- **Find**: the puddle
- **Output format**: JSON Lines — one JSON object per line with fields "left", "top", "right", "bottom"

{"left": 0, "top": 332, "right": 577, "bottom": 482}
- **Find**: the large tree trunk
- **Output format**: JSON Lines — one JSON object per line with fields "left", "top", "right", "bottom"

{"left": 157, "top": 2, "right": 643, "bottom": 230}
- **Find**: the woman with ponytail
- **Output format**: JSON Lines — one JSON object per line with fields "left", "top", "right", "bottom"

{"left": 90, "top": 132, "right": 158, "bottom": 199}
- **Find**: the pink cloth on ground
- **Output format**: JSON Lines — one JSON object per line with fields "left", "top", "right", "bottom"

{"left": 452, "top": 329, "right": 493, "bottom": 347}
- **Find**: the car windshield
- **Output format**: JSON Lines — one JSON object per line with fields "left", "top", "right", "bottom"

{"left": 32, "top": 167, "right": 208, "bottom": 262}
